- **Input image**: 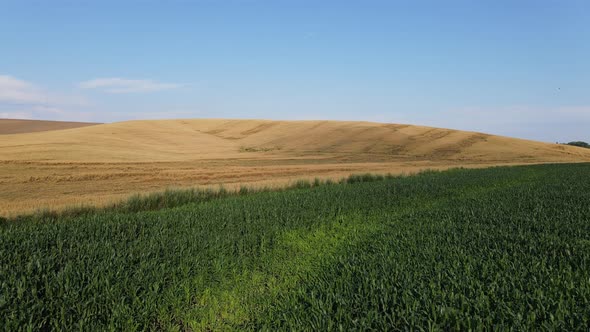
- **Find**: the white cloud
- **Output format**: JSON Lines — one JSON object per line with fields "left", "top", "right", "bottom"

{"left": 0, "top": 105, "right": 98, "bottom": 122}
{"left": 79, "top": 78, "right": 181, "bottom": 93}
{"left": 0, "top": 74, "right": 94, "bottom": 121}
{"left": 0, "top": 74, "right": 88, "bottom": 106}
{"left": 0, "top": 111, "right": 33, "bottom": 119}
{"left": 0, "top": 75, "right": 47, "bottom": 104}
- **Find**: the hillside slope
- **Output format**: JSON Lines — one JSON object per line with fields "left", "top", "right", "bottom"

{"left": 1, "top": 119, "right": 589, "bottom": 162}
{"left": 2, "top": 118, "right": 590, "bottom": 216}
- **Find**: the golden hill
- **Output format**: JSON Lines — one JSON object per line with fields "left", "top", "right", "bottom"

{"left": 0, "top": 118, "right": 98, "bottom": 135}
{"left": 1, "top": 119, "right": 589, "bottom": 216}
{"left": 2, "top": 119, "right": 588, "bottom": 162}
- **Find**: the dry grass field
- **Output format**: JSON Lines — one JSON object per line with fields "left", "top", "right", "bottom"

{"left": 2, "top": 118, "right": 590, "bottom": 217}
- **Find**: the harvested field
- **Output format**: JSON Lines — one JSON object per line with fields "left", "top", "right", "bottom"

{"left": 2, "top": 119, "right": 590, "bottom": 216}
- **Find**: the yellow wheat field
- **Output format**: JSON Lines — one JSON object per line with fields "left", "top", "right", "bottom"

{"left": 2, "top": 118, "right": 590, "bottom": 217}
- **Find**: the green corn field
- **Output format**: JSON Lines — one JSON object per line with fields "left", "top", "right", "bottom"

{"left": 1, "top": 163, "right": 590, "bottom": 330}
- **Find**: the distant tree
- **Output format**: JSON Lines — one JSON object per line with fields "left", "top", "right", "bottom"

{"left": 565, "top": 141, "right": 590, "bottom": 149}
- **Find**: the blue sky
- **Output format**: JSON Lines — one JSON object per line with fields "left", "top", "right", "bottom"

{"left": 1, "top": 0, "right": 589, "bottom": 142}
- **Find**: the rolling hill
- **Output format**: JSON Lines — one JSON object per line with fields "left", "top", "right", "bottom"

{"left": 1, "top": 118, "right": 590, "bottom": 216}
{"left": 1, "top": 118, "right": 588, "bottom": 162}
{"left": 0, "top": 118, "right": 98, "bottom": 135}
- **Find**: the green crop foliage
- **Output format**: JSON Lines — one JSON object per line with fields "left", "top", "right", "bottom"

{"left": 2, "top": 164, "right": 590, "bottom": 330}
{"left": 565, "top": 141, "right": 590, "bottom": 149}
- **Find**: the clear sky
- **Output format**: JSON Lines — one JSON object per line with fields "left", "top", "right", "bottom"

{"left": 1, "top": 0, "right": 589, "bottom": 142}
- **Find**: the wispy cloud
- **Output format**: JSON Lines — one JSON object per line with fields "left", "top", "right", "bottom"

{"left": 0, "top": 74, "right": 93, "bottom": 121}
{"left": 0, "top": 75, "right": 48, "bottom": 104}
{"left": 0, "top": 105, "right": 98, "bottom": 122}
{"left": 79, "top": 78, "right": 181, "bottom": 93}
{"left": 0, "top": 111, "right": 33, "bottom": 119}
{"left": 0, "top": 74, "right": 88, "bottom": 106}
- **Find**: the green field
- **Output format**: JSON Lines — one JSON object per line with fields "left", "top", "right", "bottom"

{"left": 2, "top": 164, "right": 590, "bottom": 330}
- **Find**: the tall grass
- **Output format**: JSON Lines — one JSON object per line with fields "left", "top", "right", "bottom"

{"left": 5, "top": 172, "right": 409, "bottom": 223}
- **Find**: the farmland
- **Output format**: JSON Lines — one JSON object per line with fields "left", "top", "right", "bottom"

{"left": 0, "top": 119, "right": 98, "bottom": 135}
{"left": 2, "top": 163, "right": 590, "bottom": 330}
{"left": 2, "top": 119, "right": 590, "bottom": 217}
